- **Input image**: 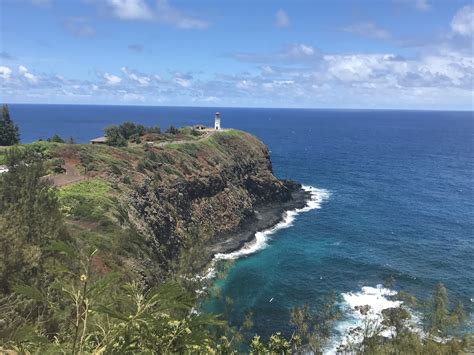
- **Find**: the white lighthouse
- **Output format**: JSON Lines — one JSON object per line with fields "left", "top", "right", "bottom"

{"left": 214, "top": 112, "right": 221, "bottom": 130}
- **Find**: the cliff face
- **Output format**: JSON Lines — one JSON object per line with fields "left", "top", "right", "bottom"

{"left": 125, "top": 131, "right": 299, "bottom": 265}
{"left": 43, "top": 129, "right": 304, "bottom": 277}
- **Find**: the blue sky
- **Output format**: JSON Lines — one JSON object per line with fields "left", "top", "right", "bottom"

{"left": 0, "top": 0, "right": 473, "bottom": 109}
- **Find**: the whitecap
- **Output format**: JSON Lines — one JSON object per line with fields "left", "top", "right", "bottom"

{"left": 325, "top": 284, "right": 421, "bottom": 354}
{"left": 197, "top": 185, "right": 330, "bottom": 283}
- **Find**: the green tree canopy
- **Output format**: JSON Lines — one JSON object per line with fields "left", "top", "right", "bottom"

{"left": 47, "top": 133, "right": 65, "bottom": 143}
{"left": 0, "top": 104, "right": 20, "bottom": 146}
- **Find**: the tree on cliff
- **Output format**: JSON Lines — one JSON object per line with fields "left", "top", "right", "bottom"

{"left": 0, "top": 105, "right": 20, "bottom": 146}
{"left": 104, "top": 125, "right": 128, "bottom": 147}
{"left": 0, "top": 146, "right": 65, "bottom": 293}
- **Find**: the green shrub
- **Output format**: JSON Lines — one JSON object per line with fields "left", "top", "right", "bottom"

{"left": 58, "top": 179, "right": 112, "bottom": 221}
{"left": 109, "top": 163, "right": 122, "bottom": 176}
{"left": 166, "top": 126, "right": 180, "bottom": 134}
{"left": 47, "top": 134, "right": 65, "bottom": 143}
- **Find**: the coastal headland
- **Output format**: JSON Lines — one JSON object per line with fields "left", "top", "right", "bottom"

{"left": 0, "top": 126, "right": 310, "bottom": 279}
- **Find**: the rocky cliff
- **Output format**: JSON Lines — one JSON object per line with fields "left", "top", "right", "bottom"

{"left": 124, "top": 130, "right": 307, "bottom": 266}
{"left": 40, "top": 129, "right": 308, "bottom": 279}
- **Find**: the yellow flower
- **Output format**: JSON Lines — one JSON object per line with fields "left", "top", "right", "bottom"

{"left": 168, "top": 320, "right": 180, "bottom": 327}
{"left": 80, "top": 274, "right": 87, "bottom": 282}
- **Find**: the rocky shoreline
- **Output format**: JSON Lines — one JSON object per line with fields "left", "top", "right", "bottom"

{"left": 207, "top": 185, "right": 311, "bottom": 257}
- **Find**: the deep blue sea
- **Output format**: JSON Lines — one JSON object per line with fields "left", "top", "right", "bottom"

{"left": 8, "top": 104, "right": 474, "bottom": 346}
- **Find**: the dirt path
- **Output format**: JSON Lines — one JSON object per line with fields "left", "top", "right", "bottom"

{"left": 51, "top": 162, "right": 87, "bottom": 187}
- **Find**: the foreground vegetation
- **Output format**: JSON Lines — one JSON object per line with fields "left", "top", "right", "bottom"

{"left": 0, "top": 139, "right": 472, "bottom": 353}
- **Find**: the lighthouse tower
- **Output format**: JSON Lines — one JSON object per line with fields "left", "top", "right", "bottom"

{"left": 214, "top": 112, "right": 221, "bottom": 130}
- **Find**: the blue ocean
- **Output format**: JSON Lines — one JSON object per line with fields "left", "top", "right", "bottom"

{"left": 8, "top": 104, "right": 474, "bottom": 345}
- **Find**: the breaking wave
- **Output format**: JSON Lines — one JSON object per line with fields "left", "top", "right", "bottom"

{"left": 325, "top": 285, "right": 420, "bottom": 354}
{"left": 214, "top": 185, "right": 331, "bottom": 260}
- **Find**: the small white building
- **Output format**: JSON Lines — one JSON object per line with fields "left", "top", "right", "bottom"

{"left": 214, "top": 112, "right": 221, "bottom": 130}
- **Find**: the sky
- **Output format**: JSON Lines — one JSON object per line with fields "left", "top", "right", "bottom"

{"left": 0, "top": 0, "right": 473, "bottom": 110}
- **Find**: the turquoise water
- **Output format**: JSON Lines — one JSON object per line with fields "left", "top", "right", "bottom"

{"left": 9, "top": 104, "right": 474, "bottom": 341}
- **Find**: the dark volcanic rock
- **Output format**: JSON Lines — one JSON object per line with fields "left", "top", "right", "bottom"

{"left": 126, "top": 130, "right": 310, "bottom": 267}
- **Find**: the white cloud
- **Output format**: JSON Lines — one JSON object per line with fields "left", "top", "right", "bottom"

{"left": 99, "top": 0, "right": 209, "bottom": 29}
{"left": 236, "top": 80, "right": 257, "bottom": 90}
{"left": 261, "top": 65, "right": 275, "bottom": 75}
{"left": 275, "top": 9, "right": 290, "bottom": 28}
{"left": 262, "top": 80, "right": 294, "bottom": 91}
{"left": 192, "top": 96, "right": 219, "bottom": 103}
{"left": 342, "top": 22, "right": 391, "bottom": 40}
{"left": 175, "top": 77, "right": 191, "bottom": 88}
{"left": 123, "top": 93, "right": 145, "bottom": 101}
{"left": 154, "top": 0, "right": 209, "bottom": 29}
{"left": 451, "top": 5, "right": 474, "bottom": 36}
{"left": 104, "top": 0, "right": 153, "bottom": 20}
{"left": 395, "top": 0, "right": 430, "bottom": 12}
{"left": 0, "top": 66, "right": 12, "bottom": 79}
{"left": 283, "top": 43, "right": 316, "bottom": 59}
{"left": 24, "top": 72, "right": 39, "bottom": 83}
{"left": 121, "top": 67, "right": 151, "bottom": 85}
{"left": 103, "top": 73, "right": 122, "bottom": 85}
{"left": 232, "top": 43, "right": 317, "bottom": 63}
{"left": 19, "top": 65, "right": 28, "bottom": 74}
{"left": 18, "top": 65, "right": 39, "bottom": 83}
{"left": 1, "top": 33, "right": 472, "bottom": 109}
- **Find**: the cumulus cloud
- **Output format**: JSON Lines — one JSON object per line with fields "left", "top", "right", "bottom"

{"left": 2, "top": 5, "right": 473, "bottom": 111}
{"left": 451, "top": 5, "right": 474, "bottom": 36}
{"left": 286, "top": 43, "right": 315, "bottom": 57}
{"left": 121, "top": 67, "right": 151, "bottom": 85}
{"left": 18, "top": 65, "right": 39, "bottom": 83}
{"left": 341, "top": 22, "right": 391, "bottom": 40}
{"left": 0, "top": 66, "right": 12, "bottom": 80}
{"left": 97, "top": 0, "right": 209, "bottom": 29}
{"left": 275, "top": 9, "right": 290, "bottom": 28}
{"left": 261, "top": 65, "right": 275, "bottom": 75}
{"left": 103, "top": 72, "right": 122, "bottom": 85}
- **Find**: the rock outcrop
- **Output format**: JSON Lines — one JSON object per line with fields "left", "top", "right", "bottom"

{"left": 125, "top": 130, "right": 306, "bottom": 266}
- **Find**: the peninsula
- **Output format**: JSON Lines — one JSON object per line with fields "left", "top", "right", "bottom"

{"left": 0, "top": 117, "right": 309, "bottom": 282}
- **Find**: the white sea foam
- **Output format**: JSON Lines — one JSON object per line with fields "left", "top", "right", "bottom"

{"left": 213, "top": 185, "right": 331, "bottom": 260}
{"left": 196, "top": 186, "right": 330, "bottom": 283}
{"left": 325, "top": 285, "right": 416, "bottom": 354}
